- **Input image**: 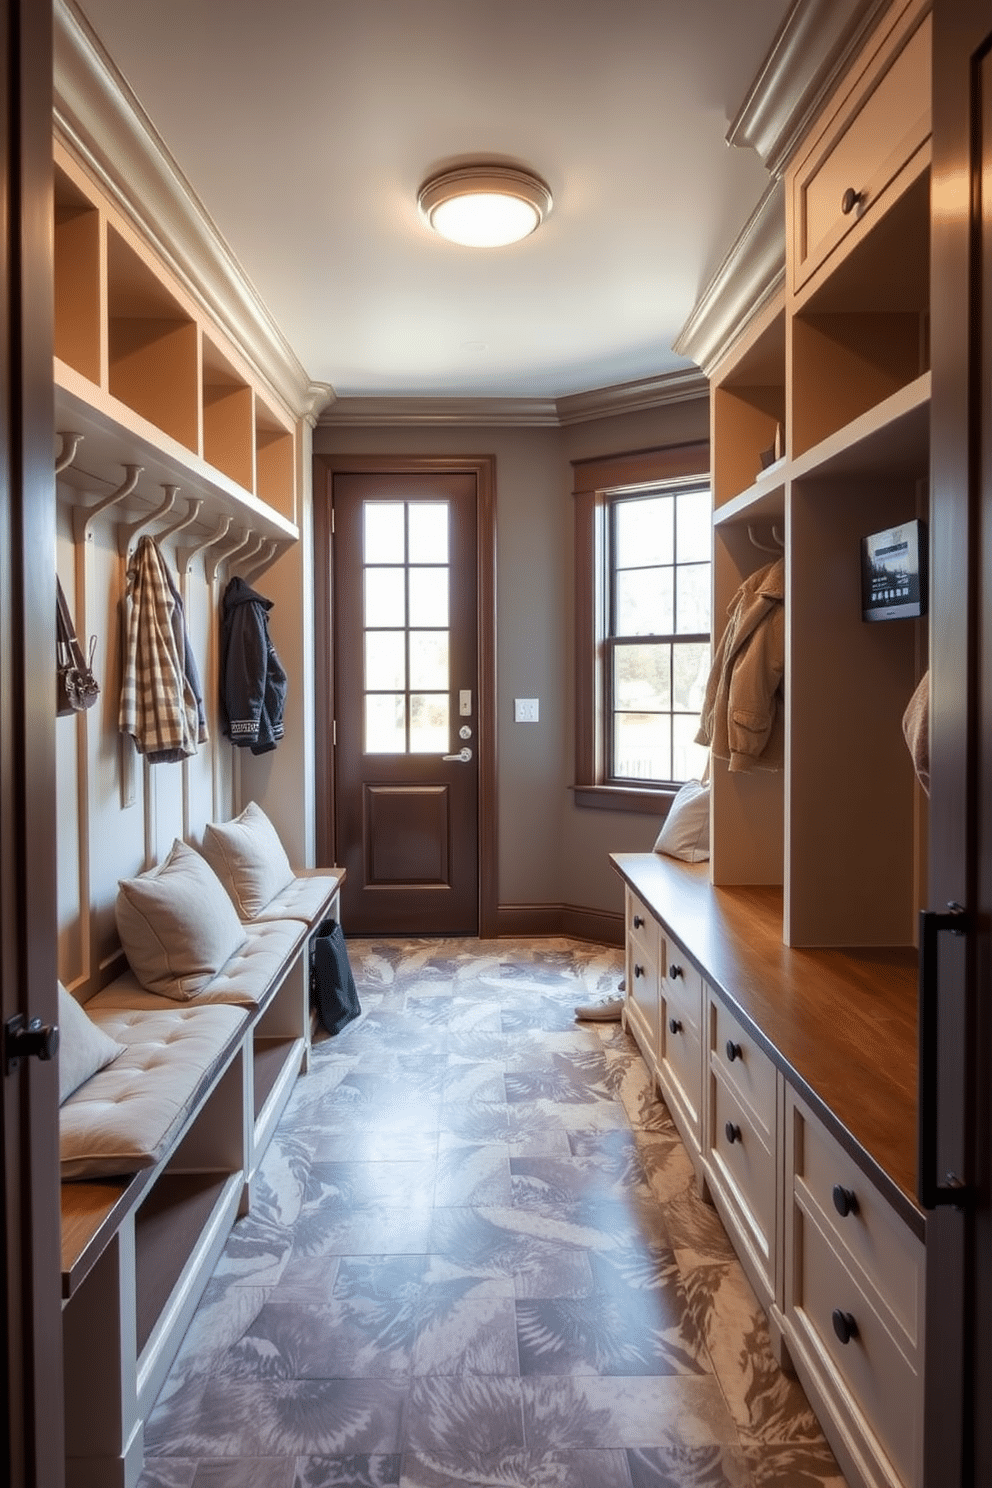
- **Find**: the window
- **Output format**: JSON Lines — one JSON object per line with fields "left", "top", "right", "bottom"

{"left": 573, "top": 442, "right": 711, "bottom": 813}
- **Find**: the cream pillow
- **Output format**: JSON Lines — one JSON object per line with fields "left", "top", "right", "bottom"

{"left": 116, "top": 838, "right": 247, "bottom": 1000}
{"left": 58, "top": 982, "right": 125, "bottom": 1104}
{"left": 200, "top": 801, "right": 295, "bottom": 920}
{"left": 653, "top": 780, "right": 710, "bottom": 863}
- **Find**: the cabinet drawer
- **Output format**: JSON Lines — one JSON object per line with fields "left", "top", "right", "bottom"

{"left": 709, "top": 1071, "right": 776, "bottom": 1267}
{"left": 625, "top": 890, "right": 660, "bottom": 1060}
{"left": 790, "top": 5, "right": 930, "bottom": 292}
{"left": 660, "top": 1001, "right": 702, "bottom": 1142}
{"left": 790, "top": 1091, "right": 923, "bottom": 1348}
{"left": 708, "top": 995, "right": 776, "bottom": 1138}
{"left": 792, "top": 1204, "right": 921, "bottom": 1488}
{"left": 661, "top": 949, "right": 701, "bottom": 1037}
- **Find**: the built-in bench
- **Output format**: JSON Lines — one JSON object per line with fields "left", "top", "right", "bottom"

{"left": 58, "top": 806, "right": 345, "bottom": 1488}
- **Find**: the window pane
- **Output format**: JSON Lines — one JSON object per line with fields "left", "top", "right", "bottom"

{"left": 673, "top": 713, "right": 710, "bottom": 783}
{"left": 410, "top": 694, "right": 449, "bottom": 752}
{"left": 364, "top": 502, "right": 405, "bottom": 563}
{"left": 616, "top": 495, "right": 673, "bottom": 568}
{"left": 675, "top": 562, "right": 711, "bottom": 634}
{"left": 614, "top": 712, "right": 671, "bottom": 781}
{"left": 676, "top": 487, "right": 711, "bottom": 563}
{"left": 409, "top": 502, "right": 448, "bottom": 563}
{"left": 409, "top": 567, "right": 449, "bottom": 626}
{"left": 365, "top": 694, "right": 405, "bottom": 753}
{"left": 365, "top": 632, "right": 405, "bottom": 691}
{"left": 410, "top": 630, "right": 448, "bottom": 690}
{"left": 365, "top": 567, "right": 405, "bottom": 627}
{"left": 614, "top": 643, "right": 671, "bottom": 712}
{"left": 616, "top": 565, "right": 673, "bottom": 636}
{"left": 672, "top": 642, "right": 710, "bottom": 712}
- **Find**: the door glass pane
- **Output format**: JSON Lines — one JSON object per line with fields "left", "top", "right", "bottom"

{"left": 365, "top": 567, "right": 405, "bottom": 628}
{"left": 613, "top": 712, "right": 671, "bottom": 781}
{"left": 364, "top": 502, "right": 405, "bottom": 563}
{"left": 409, "top": 503, "right": 448, "bottom": 563}
{"left": 676, "top": 487, "right": 711, "bottom": 563}
{"left": 616, "top": 494, "right": 673, "bottom": 568}
{"left": 672, "top": 642, "right": 710, "bottom": 712}
{"left": 673, "top": 713, "right": 709, "bottom": 783}
{"left": 616, "top": 565, "right": 673, "bottom": 636}
{"left": 410, "top": 694, "right": 449, "bottom": 752}
{"left": 410, "top": 631, "right": 448, "bottom": 690}
{"left": 365, "top": 632, "right": 406, "bottom": 691}
{"left": 614, "top": 643, "right": 671, "bottom": 712}
{"left": 409, "top": 568, "right": 449, "bottom": 627}
{"left": 675, "top": 562, "right": 711, "bottom": 634}
{"left": 366, "top": 694, "right": 405, "bottom": 753}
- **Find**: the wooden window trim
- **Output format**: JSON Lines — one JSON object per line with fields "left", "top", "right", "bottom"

{"left": 572, "top": 440, "right": 710, "bottom": 813}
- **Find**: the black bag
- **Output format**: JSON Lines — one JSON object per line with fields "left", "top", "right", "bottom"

{"left": 56, "top": 576, "right": 99, "bottom": 716}
{"left": 310, "top": 919, "right": 361, "bottom": 1035}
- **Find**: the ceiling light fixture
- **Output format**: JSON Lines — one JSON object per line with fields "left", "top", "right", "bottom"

{"left": 418, "top": 164, "right": 553, "bottom": 248}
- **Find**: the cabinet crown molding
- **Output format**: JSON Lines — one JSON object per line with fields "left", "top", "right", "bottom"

{"left": 54, "top": 0, "right": 316, "bottom": 423}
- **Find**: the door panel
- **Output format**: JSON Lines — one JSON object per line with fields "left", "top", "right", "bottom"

{"left": 333, "top": 470, "right": 479, "bottom": 934}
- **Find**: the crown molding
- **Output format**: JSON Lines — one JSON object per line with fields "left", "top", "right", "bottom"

{"left": 53, "top": 0, "right": 315, "bottom": 422}
{"left": 318, "top": 369, "right": 708, "bottom": 429}
{"left": 673, "top": 179, "right": 785, "bottom": 377}
{"left": 727, "top": 0, "right": 892, "bottom": 178}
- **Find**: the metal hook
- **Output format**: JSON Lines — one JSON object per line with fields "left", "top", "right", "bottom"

{"left": 230, "top": 534, "right": 267, "bottom": 575}
{"left": 240, "top": 539, "right": 282, "bottom": 584}
{"left": 181, "top": 516, "right": 232, "bottom": 580}
{"left": 119, "top": 485, "right": 179, "bottom": 560}
{"left": 157, "top": 495, "right": 203, "bottom": 544}
{"left": 206, "top": 528, "right": 254, "bottom": 585}
{"left": 55, "top": 431, "right": 84, "bottom": 475}
{"left": 747, "top": 524, "right": 784, "bottom": 554}
{"left": 76, "top": 465, "right": 143, "bottom": 545}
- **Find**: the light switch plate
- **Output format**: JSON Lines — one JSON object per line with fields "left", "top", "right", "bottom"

{"left": 514, "top": 698, "right": 539, "bottom": 723}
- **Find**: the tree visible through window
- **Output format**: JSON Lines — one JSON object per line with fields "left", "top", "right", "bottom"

{"left": 607, "top": 480, "right": 711, "bottom": 787}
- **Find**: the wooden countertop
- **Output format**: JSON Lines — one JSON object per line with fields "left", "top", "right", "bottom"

{"left": 611, "top": 853, "right": 921, "bottom": 1234}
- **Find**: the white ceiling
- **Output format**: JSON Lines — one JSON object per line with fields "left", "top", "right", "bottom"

{"left": 76, "top": 0, "right": 792, "bottom": 401}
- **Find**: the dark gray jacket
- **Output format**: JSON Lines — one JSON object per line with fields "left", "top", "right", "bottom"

{"left": 220, "top": 576, "right": 287, "bottom": 754}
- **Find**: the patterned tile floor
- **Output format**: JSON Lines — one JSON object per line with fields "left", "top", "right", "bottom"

{"left": 137, "top": 937, "right": 848, "bottom": 1488}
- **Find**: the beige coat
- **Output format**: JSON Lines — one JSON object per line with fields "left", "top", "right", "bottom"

{"left": 696, "top": 558, "right": 785, "bottom": 772}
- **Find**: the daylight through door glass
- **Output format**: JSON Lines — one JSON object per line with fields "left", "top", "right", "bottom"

{"left": 363, "top": 500, "right": 450, "bottom": 753}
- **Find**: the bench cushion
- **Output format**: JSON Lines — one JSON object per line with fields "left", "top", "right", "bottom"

{"left": 250, "top": 873, "right": 340, "bottom": 926}
{"left": 60, "top": 1003, "right": 247, "bottom": 1179}
{"left": 91, "top": 916, "right": 305, "bottom": 1013}
{"left": 116, "top": 838, "right": 247, "bottom": 1000}
{"left": 201, "top": 801, "right": 294, "bottom": 920}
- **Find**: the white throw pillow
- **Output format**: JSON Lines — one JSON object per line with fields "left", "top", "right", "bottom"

{"left": 116, "top": 838, "right": 247, "bottom": 1000}
{"left": 653, "top": 780, "right": 710, "bottom": 863}
{"left": 58, "top": 982, "right": 125, "bottom": 1104}
{"left": 200, "top": 800, "right": 295, "bottom": 920}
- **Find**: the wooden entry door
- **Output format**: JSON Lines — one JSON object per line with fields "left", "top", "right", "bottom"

{"left": 333, "top": 469, "right": 481, "bottom": 934}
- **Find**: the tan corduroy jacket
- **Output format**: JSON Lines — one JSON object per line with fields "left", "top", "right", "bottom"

{"left": 696, "top": 557, "right": 785, "bottom": 773}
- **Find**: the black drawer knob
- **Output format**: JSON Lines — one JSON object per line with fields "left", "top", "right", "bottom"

{"left": 633, "top": 914, "right": 645, "bottom": 929}
{"left": 831, "top": 1308, "right": 858, "bottom": 1345}
{"left": 669, "top": 1016, "right": 682, "bottom": 1036}
{"left": 669, "top": 963, "right": 683, "bottom": 979}
{"left": 725, "top": 1120, "right": 742, "bottom": 1145}
{"left": 841, "top": 186, "right": 863, "bottom": 215}
{"left": 726, "top": 1039, "right": 742, "bottom": 1063}
{"left": 832, "top": 1184, "right": 858, "bottom": 1218}
{"left": 634, "top": 964, "right": 644, "bottom": 979}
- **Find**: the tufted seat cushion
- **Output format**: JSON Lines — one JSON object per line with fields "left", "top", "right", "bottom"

{"left": 59, "top": 1003, "right": 248, "bottom": 1180}
{"left": 90, "top": 917, "right": 306, "bottom": 1013}
{"left": 249, "top": 874, "right": 340, "bottom": 926}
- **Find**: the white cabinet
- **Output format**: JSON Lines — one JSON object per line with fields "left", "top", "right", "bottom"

{"left": 658, "top": 952, "right": 703, "bottom": 1150}
{"left": 623, "top": 887, "right": 661, "bottom": 1069}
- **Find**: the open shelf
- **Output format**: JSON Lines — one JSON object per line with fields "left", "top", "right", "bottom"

{"left": 255, "top": 397, "right": 296, "bottom": 522}
{"left": 253, "top": 1034, "right": 298, "bottom": 1118}
{"left": 202, "top": 336, "right": 254, "bottom": 492}
{"left": 54, "top": 162, "right": 102, "bottom": 385}
{"left": 713, "top": 302, "right": 786, "bottom": 509}
{"left": 134, "top": 1171, "right": 231, "bottom": 1354}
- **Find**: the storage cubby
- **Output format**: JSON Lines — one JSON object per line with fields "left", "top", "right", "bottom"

{"left": 54, "top": 163, "right": 102, "bottom": 384}
{"left": 255, "top": 396, "right": 296, "bottom": 522}
{"left": 107, "top": 226, "right": 199, "bottom": 452}
{"left": 202, "top": 335, "right": 254, "bottom": 490}
{"left": 712, "top": 300, "right": 786, "bottom": 508}
{"left": 790, "top": 169, "right": 930, "bottom": 459}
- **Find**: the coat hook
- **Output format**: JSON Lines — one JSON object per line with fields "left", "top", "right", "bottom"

{"left": 240, "top": 539, "right": 281, "bottom": 584}
{"left": 206, "top": 527, "right": 254, "bottom": 585}
{"left": 76, "top": 465, "right": 143, "bottom": 546}
{"left": 181, "top": 516, "right": 232, "bottom": 580}
{"left": 55, "top": 431, "right": 84, "bottom": 475}
{"left": 158, "top": 495, "right": 203, "bottom": 544}
{"left": 119, "top": 485, "right": 179, "bottom": 560}
{"left": 747, "top": 524, "right": 784, "bottom": 554}
{"left": 231, "top": 534, "right": 267, "bottom": 575}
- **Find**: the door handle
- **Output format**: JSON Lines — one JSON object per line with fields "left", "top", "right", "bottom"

{"left": 918, "top": 904, "right": 972, "bottom": 1209}
{"left": 442, "top": 746, "right": 472, "bottom": 763}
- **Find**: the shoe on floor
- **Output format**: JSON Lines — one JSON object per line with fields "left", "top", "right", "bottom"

{"left": 574, "top": 994, "right": 625, "bottom": 1022}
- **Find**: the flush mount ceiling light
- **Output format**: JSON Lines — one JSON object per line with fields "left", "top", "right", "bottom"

{"left": 418, "top": 164, "right": 553, "bottom": 248}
